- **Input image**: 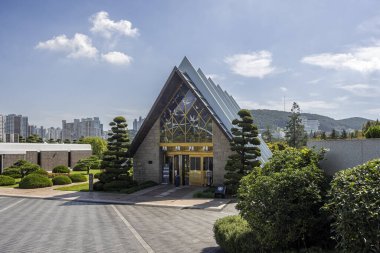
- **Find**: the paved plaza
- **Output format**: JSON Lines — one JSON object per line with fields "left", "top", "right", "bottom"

{"left": 0, "top": 195, "right": 237, "bottom": 253}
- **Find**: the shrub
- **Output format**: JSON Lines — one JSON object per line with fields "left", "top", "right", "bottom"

{"left": 2, "top": 168, "right": 22, "bottom": 178}
{"left": 119, "top": 181, "right": 157, "bottom": 194}
{"left": 365, "top": 125, "right": 380, "bottom": 138}
{"left": 52, "top": 165, "right": 70, "bottom": 173}
{"left": 93, "top": 181, "right": 104, "bottom": 191}
{"left": 52, "top": 175, "right": 72, "bottom": 185}
{"left": 103, "top": 180, "right": 134, "bottom": 191}
{"left": 0, "top": 175, "right": 16, "bottom": 186}
{"left": 69, "top": 174, "right": 87, "bottom": 183}
{"left": 30, "top": 169, "right": 49, "bottom": 177}
{"left": 237, "top": 147, "right": 332, "bottom": 250}
{"left": 326, "top": 159, "right": 380, "bottom": 252}
{"left": 19, "top": 174, "right": 53, "bottom": 189}
{"left": 213, "top": 215, "right": 259, "bottom": 253}
{"left": 94, "top": 172, "right": 101, "bottom": 179}
{"left": 19, "top": 163, "right": 41, "bottom": 177}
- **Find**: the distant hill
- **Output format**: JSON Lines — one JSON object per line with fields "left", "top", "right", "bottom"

{"left": 251, "top": 109, "right": 371, "bottom": 132}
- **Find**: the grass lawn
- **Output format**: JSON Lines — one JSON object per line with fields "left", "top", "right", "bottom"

{"left": 0, "top": 178, "right": 21, "bottom": 188}
{"left": 55, "top": 183, "right": 89, "bottom": 191}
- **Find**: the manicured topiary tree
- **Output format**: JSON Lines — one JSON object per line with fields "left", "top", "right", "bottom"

{"left": 19, "top": 174, "right": 53, "bottom": 189}
{"left": 52, "top": 165, "right": 70, "bottom": 173}
{"left": 326, "top": 159, "right": 380, "bottom": 252}
{"left": 96, "top": 116, "right": 133, "bottom": 191}
{"left": 224, "top": 109, "right": 261, "bottom": 194}
{"left": 52, "top": 175, "right": 72, "bottom": 185}
{"left": 69, "top": 174, "right": 87, "bottom": 183}
{"left": 0, "top": 175, "right": 16, "bottom": 186}
{"left": 74, "top": 156, "right": 101, "bottom": 174}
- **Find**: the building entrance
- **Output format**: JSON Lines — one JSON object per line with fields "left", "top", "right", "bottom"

{"left": 164, "top": 154, "right": 213, "bottom": 186}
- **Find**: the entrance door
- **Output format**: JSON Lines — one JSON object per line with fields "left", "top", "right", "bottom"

{"left": 189, "top": 156, "right": 202, "bottom": 186}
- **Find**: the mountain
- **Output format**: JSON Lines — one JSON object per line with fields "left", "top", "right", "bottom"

{"left": 251, "top": 109, "right": 371, "bottom": 132}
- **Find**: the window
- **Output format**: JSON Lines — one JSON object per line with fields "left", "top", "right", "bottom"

{"left": 160, "top": 83, "right": 213, "bottom": 143}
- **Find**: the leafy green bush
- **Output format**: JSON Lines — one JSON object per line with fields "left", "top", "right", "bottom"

{"left": 193, "top": 187, "right": 215, "bottom": 198}
{"left": 0, "top": 175, "right": 16, "bottom": 186}
{"left": 30, "top": 169, "right": 49, "bottom": 177}
{"left": 72, "top": 164, "right": 87, "bottom": 171}
{"left": 52, "top": 175, "right": 72, "bottom": 185}
{"left": 93, "top": 181, "right": 104, "bottom": 191}
{"left": 69, "top": 174, "right": 87, "bottom": 183}
{"left": 52, "top": 165, "right": 70, "bottom": 173}
{"left": 103, "top": 180, "right": 135, "bottom": 191}
{"left": 94, "top": 172, "right": 101, "bottom": 179}
{"left": 2, "top": 168, "right": 22, "bottom": 178}
{"left": 214, "top": 215, "right": 259, "bottom": 253}
{"left": 326, "top": 159, "right": 380, "bottom": 252}
{"left": 19, "top": 174, "right": 53, "bottom": 189}
{"left": 119, "top": 181, "right": 157, "bottom": 194}
{"left": 365, "top": 125, "right": 380, "bottom": 138}
{"left": 237, "top": 147, "right": 332, "bottom": 251}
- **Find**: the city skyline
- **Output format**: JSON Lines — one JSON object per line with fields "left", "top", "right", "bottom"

{"left": 2, "top": 1, "right": 380, "bottom": 127}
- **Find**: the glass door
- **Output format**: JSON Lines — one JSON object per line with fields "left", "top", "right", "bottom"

{"left": 189, "top": 156, "right": 202, "bottom": 186}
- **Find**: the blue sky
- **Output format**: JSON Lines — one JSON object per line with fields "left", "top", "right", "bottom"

{"left": 1, "top": 0, "right": 380, "bottom": 129}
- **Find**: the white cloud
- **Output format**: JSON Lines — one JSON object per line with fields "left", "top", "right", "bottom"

{"left": 90, "top": 11, "right": 139, "bottom": 38}
{"left": 36, "top": 33, "right": 98, "bottom": 59}
{"left": 101, "top": 51, "right": 132, "bottom": 65}
{"left": 280, "top": 87, "right": 288, "bottom": 92}
{"left": 335, "top": 96, "right": 349, "bottom": 102}
{"left": 339, "top": 83, "right": 380, "bottom": 97}
{"left": 367, "top": 108, "right": 380, "bottom": 115}
{"left": 224, "top": 51, "right": 275, "bottom": 78}
{"left": 301, "top": 42, "right": 380, "bottom": 74}
{"left": 298, "top": 100, "right": 338, "bottom": 110}
{"left": 307, "top": 78, "right": 322, "bottom": 84}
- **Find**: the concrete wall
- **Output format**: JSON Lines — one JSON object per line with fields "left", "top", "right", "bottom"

{"left": 213, "top": 122, "right": 234, "bottom": 185}
{"left": 308, "top": 139, "right": 380, "bottom": 175}
{"left": 40, "top": 151, "right": 69, "bottom": 171}
{"left": 70, "top": 150, "right": 93, "bottom": 168}
{"left": 2, "top": 154, "right": 25, "bottom": 169}
{"left": 133, "top": 119, "right": 162, "bottom": 183}
{"left": 26, "top": 151, "right": 38, "bottom": 164}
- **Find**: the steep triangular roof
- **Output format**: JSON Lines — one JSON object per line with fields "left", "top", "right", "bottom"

{"left": 130, "top": 57, "right": 272, "bottom": 163}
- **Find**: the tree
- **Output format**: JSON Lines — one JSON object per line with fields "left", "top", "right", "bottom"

{"left": 330, "top": 129, "right": 337, "bottom": 139}
{"left": 75, "top": 155, "right": 101, "bottom": 175}
{"left": 340, "top": 129, "right": 347, "bottom": 139}
{"left": 364, "top": 125, "right": 380, "bottom": 138}
{"left": 26, "top": 134, "right": 43, "bottom": 143}
{"left": 96, "top": 116, "right": 133, "bottom": 191}
{"left": 321, "top": 131, "right": 327, "bottom": 140}
{"left": 237, "top": 148, "right": 331, "bottom": 250}
{"left": 285, "top": 102, "right": 307, "bottom": 148}
{"left": 79, "top": 136, "right": 107, "bottom": 158}
{"left": 224, "top": 109, "right": 261, "bottom": 194}
{"left": 63, "top": 139, "right": 71, "bottom": 144}
{"left": 262, "top": 125, "right": 273, "bottom": 142}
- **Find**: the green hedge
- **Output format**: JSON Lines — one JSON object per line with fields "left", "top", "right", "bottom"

{"left": 0, "top": 175, "right": 16, "bottom": 186}
{"left": 69, "top": 174, "right": 87, "bottom": 183}
{"left": 52, "top": 175, "right": 72, "bottom": 185}
{"left": 214, "top": 215, "right": 259, "bottom": 253}
{"left": 52, "top": 165, "right": 70, "bottom": 173}
{"left": 103, "top": 180, "right": 134, "bottom": 191}
{"left": 19, "top": 174, "right": 53, "bottom": 189}
{"left": 2, "top": 168, "right": 22, "bottom": 178}
{"left": 326, "top": 159, "right": 380, "bottom": 252}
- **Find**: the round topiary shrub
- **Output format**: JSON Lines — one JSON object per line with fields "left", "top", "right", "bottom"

{"left": 2, "top": 168, "right": 22, "bottom": 178}
{"left": 52, "top": 175, "right": 72, "bottom": 185}
{"left": 52, "top": 165, "right": 70, "bottom": 173}
{"left": 19, "top": 174, "right": 53, "bottom": 189}
{"left": 0, "top": 175, "right": 16, "bottom": 186}
{"left": 94, "top": 172, "right": 101, "bottom": 179}
{"left": 326, "top": 159, "right": 380, "bottom": 252}
{"left": 214, "top": 215, "right": 259, "bottom": 253}
{"left": 30, "top": 169, "right": 49, "bottom": 177}
{"left": 72, "top": 164, "right": 87, "bottom": 171}
{"left": 93, "top": 181, "right": 104, "bottom": 191}
{"left": 69, "top": 174, "right": 87, "bottom": 183}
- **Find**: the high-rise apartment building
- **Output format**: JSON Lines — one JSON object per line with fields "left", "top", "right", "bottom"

{"left": 62, "top": 117, "right": 103, "bottom": 142}
{"left": 0, "top": 115, "right": 5, "bottom": 142}
{"left": 133, "top": 116, "right": 144, "bottom": 131}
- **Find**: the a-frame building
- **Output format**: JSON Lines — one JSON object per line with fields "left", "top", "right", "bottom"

{"left": 130, "top": 57, "right": 272, "bottom": 186}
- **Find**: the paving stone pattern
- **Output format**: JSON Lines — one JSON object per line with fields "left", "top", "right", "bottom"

{"left": 0, "top": 197, "right": 235, "bottom": 253}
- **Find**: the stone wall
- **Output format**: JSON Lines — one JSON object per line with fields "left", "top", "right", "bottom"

{"left": 40, "top": 151, "right": 69, "bottom": 171}
{"left": 70, "top": 150, "right": 93, "bottom": 168}
{"left": 212, "top": 122, "right": 234, "bottom": 185}
{"left": 133, "top": 119, "right": 162, "bottom": 183}
{"left": 308, "top": 139, "right": 380, "bottom": 175}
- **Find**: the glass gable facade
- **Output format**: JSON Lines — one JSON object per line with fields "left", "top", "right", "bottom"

{"left": 160, "top": 83, "right": 213, "bottom": 143}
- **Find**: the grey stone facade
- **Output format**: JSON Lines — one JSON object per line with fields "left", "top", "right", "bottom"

{"left": 308, "top": 139, "right": 380, "bottom": 175}
{"left": 133, "top": 119, "right": 162, "bottom": 183}
{"left": 212, "top": 122, "right": 234, "bottom": 185}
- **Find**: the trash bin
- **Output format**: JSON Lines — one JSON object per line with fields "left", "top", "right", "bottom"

{"left": 214, "top": 185, "right": 226, "bottom": 198}
{"left": 175, "top": 174, "right": 180, "bottom": 187}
